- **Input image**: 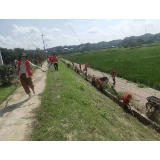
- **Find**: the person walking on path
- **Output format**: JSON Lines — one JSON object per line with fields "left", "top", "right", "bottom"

{"left": 84, "top": 71, "right": 89, "bottom": 81}
{"left": 84, "top": 62, "right": 89, "bottom": 71}
{"left": 52, "top": 54, "right": 58, "bottom": 71}
{"left": 17, "top": 53, "right": 45, "bottom": 98}
{"left": 72, "top": 62, "right": 74, "bottom": 66}
{"left": 111, "top": 68, "right": 116, "bottom": 85}
{"left": 39, "top": 56, "right": 42, "bottom": 67}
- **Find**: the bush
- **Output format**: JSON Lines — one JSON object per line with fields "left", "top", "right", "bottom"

{"left": 0, "top": 65, "right": 15, "bottom": 85}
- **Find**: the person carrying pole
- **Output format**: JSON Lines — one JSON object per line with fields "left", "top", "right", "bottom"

{"left": 17, "top": 53, "right": 45, "bottom": 99}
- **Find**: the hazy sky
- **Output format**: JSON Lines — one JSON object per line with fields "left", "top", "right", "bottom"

{"left": 0, "top": 19, "right": 160, "bottom": 50}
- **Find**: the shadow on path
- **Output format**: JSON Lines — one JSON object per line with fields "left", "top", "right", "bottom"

{"left": 0, "top": 98, "right": 31, "bottom": 118}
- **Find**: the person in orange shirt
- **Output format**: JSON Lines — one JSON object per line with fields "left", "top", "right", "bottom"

{"left": 92, "top": 75, "right": 96, "bottom": 87}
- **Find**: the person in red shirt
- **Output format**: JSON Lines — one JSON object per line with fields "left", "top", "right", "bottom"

{"left": 92, "top": 75, "right": 96, "bottom": 87}
{"left": 72, "top": 62, "right": 74, "bottom": 66}
{"left": 17, "top": 53, "right": 45, "bottom": 98}
{"left": 76, "top": 66, "right": 79, "bottom": 74}
{"left": 84, "top": 71, "right": 89, "bottom": 81}
{"left": 47, "top": 57, "right": 51, "bottom": 68}
{"left": 85, "top": 71, "right": 88, "bottom": 77}
{"left": 39, "top": 56, "right": 42, "bottom": 67}
{"left": 97, "top": 78, "right": 103, "bottom": 92}
{"left": 67, "top": 63, "right": 71, "bottom": 68}
{"left": 49, "top": 54, "right": 53, "bottom": 66}
{"left": 111, "top": 68, "right": 116, "bottom": 85}
{"left": 123, "top": 94, "right": 132, "bottom": 113}
{"left": 52, "top": 54, "right": 58, "bottom": 71}
{"left": 79, "top": 63, "right": 82, "bottom": 70}
{"left": 85, "top": 62, "right": 89, "bottom": 71}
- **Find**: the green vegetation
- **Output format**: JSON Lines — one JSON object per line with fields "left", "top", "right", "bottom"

{"left": 62, "top": 45, "right": 160, "bottom": 90}
{"left": 31, "top": 61, "right": 160, "bottom": 140}
{"left": 0, "top": 84, "right": 17, "bottom": 106}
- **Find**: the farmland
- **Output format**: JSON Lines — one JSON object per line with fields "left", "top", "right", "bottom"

{"left": 62, "top": 45, "right": 160, "bottom": 90}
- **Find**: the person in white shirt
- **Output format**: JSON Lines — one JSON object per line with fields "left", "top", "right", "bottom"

{"left": 17, "top": 53, "right": 45, "bottom": 98}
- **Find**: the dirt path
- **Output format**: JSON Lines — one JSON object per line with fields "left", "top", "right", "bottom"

{"left": 0, "top": 62, "right": 48, "bottom": 141}
{"left": 64, "top": 59, "right": 160, "bottom": 113}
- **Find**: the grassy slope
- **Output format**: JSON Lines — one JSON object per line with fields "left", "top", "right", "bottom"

{"left": 32, "top": 61, "right": 160, "bottom": 141}
{"left": 62, "top": 46, "right": 160, "bottom": 89}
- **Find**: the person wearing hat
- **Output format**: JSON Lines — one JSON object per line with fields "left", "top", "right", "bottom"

{"left": 17, "top": 53, "right": 45, "bottom": 98}
{"left": 111, "top": 68, "right": 116, "bottom": 85}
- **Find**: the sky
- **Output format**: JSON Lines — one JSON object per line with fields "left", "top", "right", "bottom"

{"left": 0, "top": 19, "right": 160, "bottom": 50}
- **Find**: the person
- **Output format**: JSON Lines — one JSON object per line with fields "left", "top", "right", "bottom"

{"left": 67, "top": 63, "right": 71, "bottom": 68}
{"left": 97, "top": 78, "right": 103, "bottom": 92}
{"left": 47, "top": 57, "right": 51, "bottom": 68}
{"left": 84, "top": 62, "right": 88, "bottom": 71}
{"left": 76, "top": 66, "right": 79, "bottom": 74}
{"left": 84, "top": 71, "right": 88, "bottom": 80}
{"left": 79, "top": 63, "right": 82, "bottom": 70}
{"left": 72, "top": 62, "right": 74, "bottom": 66}
{"left": 92, "top": 75, "right": 96, "bottom": 87}
{"left": 49, "top": 54, "right": 53, "bottom": 66}
{"left": 111, "top": 68, "right": 116, "bottom": 85}
{"left": 39, "top": 56, "right": 42, "bottom": 67}
{"left": 123, "top": 94, "right": 132, "bottom": 113}
{"left": 52, "top": 54, "right": 58, "bottom": 71}
{"left": 17, "top": 53, "right": 45, "bottom": 98}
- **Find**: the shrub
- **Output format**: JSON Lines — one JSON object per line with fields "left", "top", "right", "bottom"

{"left": 0, "top": 65, "right": 15, "bottom": 85}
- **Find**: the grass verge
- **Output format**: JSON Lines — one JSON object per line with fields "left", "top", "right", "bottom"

{"left": 31, "top": 61, "right": 160, "bottom": 141}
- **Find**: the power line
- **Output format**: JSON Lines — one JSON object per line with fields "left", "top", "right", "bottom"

{"left": 64, "top": 19, "right": 82, "bottom": 44}
{"left": 35, "top": 19, "right": 42, "bottom": 33}
{"left": 29, "top": 19, "right": 46, "bottom": 51}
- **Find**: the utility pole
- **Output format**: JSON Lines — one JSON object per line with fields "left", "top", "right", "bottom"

{"left": 41, "top": 34, "right": 45, "bottom": 51}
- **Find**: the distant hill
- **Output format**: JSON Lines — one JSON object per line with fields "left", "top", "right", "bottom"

{"left": 47, "top": 32, "right": 160, "bottom": 54}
